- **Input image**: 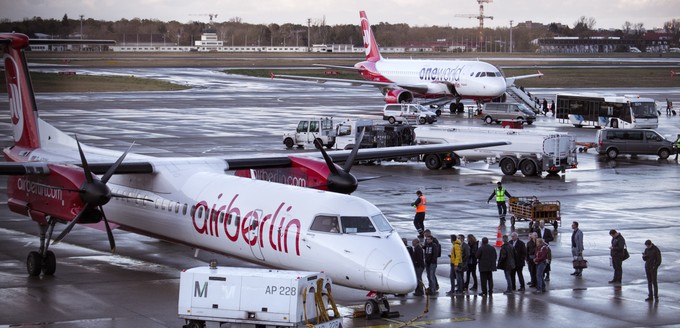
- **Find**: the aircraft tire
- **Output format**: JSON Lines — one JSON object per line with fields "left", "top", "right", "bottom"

{"left": 365, "top": 299, "right": 380, "bottom": 319}
{"left": 42, "top": 250, "right": 56, "bottom": 276}
{"left": 27, "top": 251, "right": 42, "bottom": 276}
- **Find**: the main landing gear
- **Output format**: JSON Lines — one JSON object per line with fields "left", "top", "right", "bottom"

{"left": 27, "top": 217, "right": 59, "bottom": 276}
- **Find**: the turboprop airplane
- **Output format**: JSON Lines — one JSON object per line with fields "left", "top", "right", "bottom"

{"left": 1, "top": 33, "right": 509, "bottom": 317}
{"left": 273, "top": 11, "right": 542, "bottom": 114}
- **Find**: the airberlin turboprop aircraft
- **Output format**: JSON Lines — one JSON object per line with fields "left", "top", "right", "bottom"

{"left": 0, "top": 33, "right": 508, "bottom": 317}
{"left": 274, "top": 11, "right": 542, "bottom": 114}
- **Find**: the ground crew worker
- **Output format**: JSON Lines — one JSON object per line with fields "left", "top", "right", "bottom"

{"left": 674, "top": 134, "right": 680, "bottom": 161}
{"left": 487, "top": 182, "right": 512, "bottom": 225}
{"left": 412, "top": 190, "right": 426, "bottom": 238}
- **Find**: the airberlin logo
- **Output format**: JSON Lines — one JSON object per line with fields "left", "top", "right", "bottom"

{"left": 361, "top": 17, "right": 372, "bottom": 57}
{"left": 16, "top": 178, "right": 64, "bottom": 203}
{"left": 251, "top": 169, "right": 307, "bottom": 188}
{"left": 192, "top": 193, "right": 301, "bottom": 256}
{"left": 4, "top": 55, "right": 24, "bottom": 141}
{"left": 419, "top": 65, "right": 464, "bottom": 82}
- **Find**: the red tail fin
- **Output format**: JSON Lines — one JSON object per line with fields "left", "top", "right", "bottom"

{"left": 1, "top": 33, "right": 40, "bottom": 149}
{"left": 359, "top": 11, "right": 382, "bottom": 62}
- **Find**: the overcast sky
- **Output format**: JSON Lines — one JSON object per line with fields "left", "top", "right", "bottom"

{"left": 2, "top": 0, "right": 678, "bottom": 30}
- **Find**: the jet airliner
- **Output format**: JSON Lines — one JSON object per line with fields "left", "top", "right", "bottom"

{"left": 274, "top": 11, "right": 542, "bottom": 113}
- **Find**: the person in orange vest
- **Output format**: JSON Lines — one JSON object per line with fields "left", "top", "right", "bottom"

{"left": 412, "top": 190, "right": 427, "bottom": 238}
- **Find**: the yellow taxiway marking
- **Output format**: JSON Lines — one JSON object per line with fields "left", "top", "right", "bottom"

{"left": 358, "top": 316, "right": 474, "bottom": 328}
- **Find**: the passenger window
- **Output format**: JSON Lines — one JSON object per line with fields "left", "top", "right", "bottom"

{"left": 197, "top": 206, "right": 203, "bottom": 218}
{"left": 190, "top": 205, "right": 196, "bottom": 217}
{"left": 182, "top": 204, "right": 188, "bottom": 215}
{"left": 310, "top": 215, "right": 340, "bottom": 233}
{"left": 219, "top": 212, "right": 225, "bottom": 223}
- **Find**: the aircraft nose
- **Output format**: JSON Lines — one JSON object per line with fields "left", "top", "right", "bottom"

{"left": 492, "top": 79, "right": 507, "bottom": 95}
{"left": 385, "top": 261, "right": 417, "bottom": 293}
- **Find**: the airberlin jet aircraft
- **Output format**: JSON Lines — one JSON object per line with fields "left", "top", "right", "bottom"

{"left": 274, "top": 11, "right": 542, "bottom": 113}
{"left": 0, "top": 33, "right": 509, "bottom": 314}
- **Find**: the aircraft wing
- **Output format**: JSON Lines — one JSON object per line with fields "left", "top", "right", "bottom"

{"left": 0, "top": 162, "right": 154, "bottom": 175}
{"left": 272, "top": 73, "right": 393, "bottom": 88}
{"left": 224, "top": 141, "right": 509, "bottom": 170}
{"left": 312, "top": 63, "right": 360, "bottom": 71}
{"left": 505, "top": 70, "right": 543, "bottom": 86}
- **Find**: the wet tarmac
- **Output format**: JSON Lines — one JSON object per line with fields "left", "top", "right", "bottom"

{"left": 1, "top": 68, "right": 679, "bottom": 327}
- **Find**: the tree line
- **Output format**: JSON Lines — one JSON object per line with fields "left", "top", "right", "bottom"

{"left": 1, "top": 15, "right": 678, "bottom": 52}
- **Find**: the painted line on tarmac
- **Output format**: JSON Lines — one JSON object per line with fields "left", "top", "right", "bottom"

{"left": 359, "top": 316, "right": 474, "bottom": 328}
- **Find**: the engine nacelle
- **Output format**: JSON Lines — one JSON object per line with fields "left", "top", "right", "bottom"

{"left": 384, "top": 89, "right": 414, "bottom": 104}
{"left": 7, "top": 164, "right": 90, "bottom": 224}
{"left": 234, "top": 157, "right": 332, "bottom": 191}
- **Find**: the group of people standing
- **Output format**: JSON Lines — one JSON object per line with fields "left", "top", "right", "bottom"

{"left": 408, "top": 189, "right": 663, "bottom": 300}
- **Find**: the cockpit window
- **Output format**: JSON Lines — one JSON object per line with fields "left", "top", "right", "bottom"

{"left": 371, "top": 214, "right": 393, "bottom": 232}
{"left": 310, "top": 215, "right": 340, "bottom": 233}
{"left": 484, "top": 72, "right": 497, "bottom": 77}
{"left": 340, "top": 216, "right": 376, "bottom": 233}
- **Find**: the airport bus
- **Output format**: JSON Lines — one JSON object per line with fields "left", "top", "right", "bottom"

{"left": 555, "top": 94, "right": 659, "bottom": 129}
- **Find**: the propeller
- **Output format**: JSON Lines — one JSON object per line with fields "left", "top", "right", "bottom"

{"left": 53, "top": 137, "right": 136, "bottom": 253}
{"left": 310, "top": 128, "right": 365, "bottom": 194}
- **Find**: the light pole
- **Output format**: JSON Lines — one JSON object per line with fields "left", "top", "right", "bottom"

{"left": 79, "top": 14, "right": 84, "bottom": 39}
{"left": 509, "top": 20, "right": 513, "bottom": 53}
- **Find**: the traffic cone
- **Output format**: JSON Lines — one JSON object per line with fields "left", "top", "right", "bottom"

{"left": 494, "top": 226, "right": 503, "bottom": 247}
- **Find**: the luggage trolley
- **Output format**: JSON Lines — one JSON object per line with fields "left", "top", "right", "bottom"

{"left": 508, "top": 196, "right": 561, "bottom": 230}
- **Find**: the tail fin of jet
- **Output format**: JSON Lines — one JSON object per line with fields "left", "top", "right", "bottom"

{"left": 359, "top": 11, "right": 383, "bottom": 62}
{"left": 1, "top": 33, "right": 40, "bottom": 149}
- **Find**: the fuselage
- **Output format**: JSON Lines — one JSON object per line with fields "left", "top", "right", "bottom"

{"left": 356, "top": 58, "right": 507, "bottom": 100}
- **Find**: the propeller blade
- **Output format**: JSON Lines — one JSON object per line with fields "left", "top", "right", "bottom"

{"left": 101, "top": 142, "right": 135, "bottom": 184}
{"left": 53, "top": 204, "right": 89, "bottom": 244}
{"left": 75, "top": 135, "right": 94, "bottom": 184}
{"left": 112, "top": 192, "right": 154, "bottom": 202}
{"left": 314, "top": 137, "right": 339, "bottom": 175}
{"left": 100, "top": 206, "right": 116, "bottom": 254}
{"left": 357, "top": 175, "right": 387, "bottom": 182}
{"left": 342, "top": 127, "right": 365, "bottom": 173}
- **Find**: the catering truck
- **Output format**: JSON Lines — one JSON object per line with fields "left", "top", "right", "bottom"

{"left": 415, "top": 126, "right": 578, "bottom": 176}
{"left": 179, "top": 266, "right": 342, "bottom": 328}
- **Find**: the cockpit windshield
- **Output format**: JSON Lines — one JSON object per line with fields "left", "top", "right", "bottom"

{"left": 311, "top": 214, "right": 393, "bottom": 234}
{"left": 630, "top": 102, "right": 658, "bottom": 119}
{"left": 341, "top": 216, "right": 376, "bottom": 233}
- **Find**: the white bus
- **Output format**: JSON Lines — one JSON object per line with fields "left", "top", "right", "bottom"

{"left": 556, "top": 94, "right": 658, "bottom": 129}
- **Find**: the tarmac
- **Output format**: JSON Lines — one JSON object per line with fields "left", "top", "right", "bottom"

{"left": 0, "top": 67, "right": 679, "bottom": 327}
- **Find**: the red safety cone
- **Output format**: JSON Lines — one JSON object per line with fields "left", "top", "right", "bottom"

{"left": 495, "top": 226, "right": 503, "bottom": 247}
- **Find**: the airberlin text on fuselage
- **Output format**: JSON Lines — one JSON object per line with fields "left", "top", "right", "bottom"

{"left": 16, "top": 177, "right": 63, "bottom": 201}
{"left": 419, "top": 65, "right": 464, "bottom": 82}
{"left": 192, "top": 193, "right": 301, "bottom": 256}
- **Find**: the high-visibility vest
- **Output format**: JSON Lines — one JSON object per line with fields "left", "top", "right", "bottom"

{"left": 416, "top": 196, "right": 426, "bottom": 212}
{"left": 676, "top": 138, "right": 680, "bottom": 148}
{"left": 495, "top": 188, "right": 506, "bottom": 202}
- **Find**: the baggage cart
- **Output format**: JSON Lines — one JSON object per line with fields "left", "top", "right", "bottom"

{"left": 508, "top": 196, "right": 561, "bottom": 230}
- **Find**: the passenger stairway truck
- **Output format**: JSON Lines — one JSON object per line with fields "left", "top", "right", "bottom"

{"left": 414, "top": 126, "right": 578, "bottom": 176}
{"left": 179, "top": 265, "right": 343, "bottom": 328}
{"left": 283, "top": 117, "right": 416, "bottom": 150}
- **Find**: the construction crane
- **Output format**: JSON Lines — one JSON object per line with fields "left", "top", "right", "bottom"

{"left": 189, "top": 13, "right": 219, "bottom": 24}
{"left": 455, "top": 0, "right": 493, "bottom": 47}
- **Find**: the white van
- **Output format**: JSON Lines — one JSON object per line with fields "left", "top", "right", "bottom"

{"left": 383, "top": 103, "right": 437, "bottom": 125}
